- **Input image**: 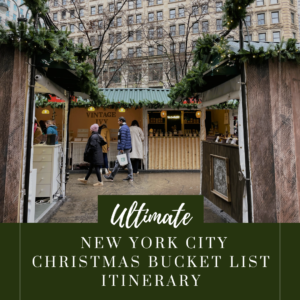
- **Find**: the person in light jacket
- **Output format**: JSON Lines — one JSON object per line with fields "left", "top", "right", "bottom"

{"left": 78, "top": 123, "right": 107, "bottom": 187}
{"left": 98, "top": 123, "right": 110, "bottom": 174}
{"left": 129, "top": 120, "right": 144, "bottom": 175}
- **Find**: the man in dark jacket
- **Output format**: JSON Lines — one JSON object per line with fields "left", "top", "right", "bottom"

{"left": 104, "top": 117, "right": 133, "bottom": 182}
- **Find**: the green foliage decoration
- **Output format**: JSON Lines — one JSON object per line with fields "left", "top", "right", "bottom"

{"left": 222, "top": 0, "right": 255, "bottom": 30}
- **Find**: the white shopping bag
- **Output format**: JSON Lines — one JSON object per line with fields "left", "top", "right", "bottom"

{"left": 117, "top": 153, "right": 128, "bottom": 166}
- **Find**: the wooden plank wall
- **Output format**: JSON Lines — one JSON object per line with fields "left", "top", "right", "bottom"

{"left": 0, "top": 46, "right": 28, "bottom": 223}
{"left": 201, "top": 141, "right": 244, "bottom": 222}
{"left": 148, "top": 137, "right": 200, "bottom": 170}
{"left": 247, "top": 60, "right": 300, "bottom": 223}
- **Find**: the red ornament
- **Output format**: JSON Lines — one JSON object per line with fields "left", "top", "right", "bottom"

{"left": 183, "top": 100, "right": 187, "bottom": 104}
{"left": 189, "top": 98, "right": 194, "bottom": 104}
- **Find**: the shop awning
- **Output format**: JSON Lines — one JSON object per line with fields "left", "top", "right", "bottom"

{"left": 100, "top": 88, "right": 171, "bottom": 104}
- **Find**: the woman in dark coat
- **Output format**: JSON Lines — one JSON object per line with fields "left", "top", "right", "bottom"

{"left": 78, "top": 124, "right": 107, "bottom": 187}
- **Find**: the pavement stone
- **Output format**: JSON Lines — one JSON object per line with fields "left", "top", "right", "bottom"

{"left": 48, "top": 172, "right": 226, "bottom": 223}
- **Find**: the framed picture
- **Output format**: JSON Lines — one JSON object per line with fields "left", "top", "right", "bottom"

{"left": 210, "top": 155, "right": 231, "bottom": 202}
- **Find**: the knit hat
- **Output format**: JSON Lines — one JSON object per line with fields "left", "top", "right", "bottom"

{"left": 90, "top": 123, "right": 99, "bottom": 132}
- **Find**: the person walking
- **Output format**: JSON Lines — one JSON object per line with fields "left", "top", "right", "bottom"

{"left": 78, "top": 124, "right": 107, "bottom": 187}
{"left": 129, "top": 120, "right": 144, "bottom": 175}
{"left": 104, "top": 117, "right": 133, "bottom": 182}
{"left": 98, "top": 123, "right": 110, "bottom": 174}
{"left": 46, "top": 120, "right": 58, "bottom": 144}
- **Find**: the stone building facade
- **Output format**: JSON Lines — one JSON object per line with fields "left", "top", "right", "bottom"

{"left": 48, "top": 0, "right": 299, "bottom": 89}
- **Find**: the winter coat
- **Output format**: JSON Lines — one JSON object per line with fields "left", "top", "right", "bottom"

{"left": 118, "top": 123, "right": 132, "bottom": 150}
{"left": 34, "top": 126, "right": 43, "bottom": 145}
{"left": 84, "top": 132, "right": 107, "bottom": 166}
{"left": 129, "top": 126, "right": 144, "bottom": 159}
{"left": 98, "top": 125, "right": 110, "bottom": 153}
{"left": 46, "top": 125, "right": 58, "bottom": 144}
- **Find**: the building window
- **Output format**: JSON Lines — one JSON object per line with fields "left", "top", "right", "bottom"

{"left": 20, "top": 8, "right": 24, "bottom": 16}
{"left": 192, "top": 6, "right": 198, "bottom": 15}
{"left": 128, "top": 31, "right": 134, "bottom": 41}
{"left": 148, "top": 12, "right": 154, "bottom": 22}
{"left": 70, "top": 10, "right": 75, "bottom": 18}
{"left": 157, "top": 0, "right": 162, "bottom": 4}
{"left": 109, "top": 4, "right": 114, "bottom": 12}
{"left": 109, "top": 34, "right": 114, "bottom": 44}
{"left": 98, "top": 20, "right": 103, "bottom": 29}
{"left": 179, "top": 42, "right": 185, "bottom": 53}
{"left": 293, "top": 32, "right": 296, "bottom": 39}
{"left": 216, "top": 2, "right": 222, "bottom": 12}
{"left": 53, "top": 13, "right": 57, "bottom": 21}
{"left": 109, "top": 52, "right": 114, "bottom": 60}
{"left": 79, "top": 9, "right": 84, "bottom": 17}
{"left": 149, "top": 0, "right": 154, "bottom": 6}
{"left": 128, "top": 48, "right": 134, "bottom": 57}
{"left": 157, "top": 27, "right": 163, "bottom": 38}
{"left": 117, "top": 2, "right": 122, "bottom": 9}
{"left": 110, "top": 19, "right": 115, "bottom": 27}
{"left": 170, "top": 9, "right": 176, "bottom": 19}
{"left": 193, "top": 22, "right": 199, "bottom": 33}
{"left": 98, "top": 5, "right": 103, "bottom": 13}
{"left": 129, "top": 65, "right": 142, "bottom": 83}
{"left": 202, "top": 21, "right": 209, "bottom": 32}
{"left": 273, "top": 31, "right": 280, "bottom": 42}
{"left": 128, "top": 15, "right": 134, "bottom": 24}
{"left": 148, "top": 63, "right": 163, "bottom": 81}
{"left": 270, "top": 0, "right": 278, "bottom": 3}
{"left": 78, "top": 37, "right": 83, "bottom": 44}
{"left": 192, "top": 41, "right": 197, "bottom": 49}
{"left": 136, "top": 30, "right": 142, "bottom": 40}
{"left": 117, "top": 17, "right": 122, "bottom": 26}
{"left": 54, "top": 0, "right": 58, "bottom": 7}
{"left": 136, "top": 14, "right": 142, "bottom": 23}
{"left": 148, "top": 28, "right": 154, "bottom": 39}
{"left": 157, "top": 45, "right": 163, "bottom": 55}
{"left": 13, "top": 14, "right": 17, "bottom": 21}
{"left": 259, "top": 33, "right": 266, "bottom": 42}
{"left": 61, "top": 25, "right": 66, "bottom": 31}
{"left": 227, "top": 37, "right": 234, "bottom": 41}
{"left": 178, "top": 8, "right": 184, "bottom": 17}
{"left": 291, "top": 13, "right": 294, "bottom": 24}
{"left": 244, "top": 34, "right": 252, "bottom": 41}
{"left": 137, "top": 47, "right": 142, "bottom": 57}
{"left": 91, "top": 7, "right": 96, "bottom": 15}
{"left": 117, "top": 49, "right": 122, "bottom": 59}
{"left": 129, "top": 0, "right": 134, "bottom": 9}
{"left": 79, "top": 23, "right": 84, "bottom": 31}
{"left": 216, "top": 19, "right": 222, "bottom": 30}
{"left": 202, "top": 5, "right": 208, "bottom": 14}
{"left": 170, "top": 43, "right": 176, "bottom": 53}
{"left": 148, "top": 46, "right": 154, "bottom": 56}
{"left": 271, "top": 12, "right": 279, "bottom": 23}
{"left": 245, "top": 15, "right": 251, "bottom": 27}
{"left": 62, "top": 0, "right": 66, "bottom": 5}
{"left": 170, "top": 25, "right": 176, "bottom": 36}
{"left": 98, "top": 35, "right": 103, "bottom": 43}
{"left": 257, "top": 13, "right": 265, "bottom": 25}
{"left": 70, "top": 24, "right": 75, "bottom": 32}
{"left": 62, "top": 10, "right": 66, "bottom": 19}
{"left": 179, "top": 24, "right": 185, "bottom": 35}
{"left": 290, "top": 0, "right": 293, "bottom": 3}
{"left": 90, "top": 36, "right": 95, "bottom": 46}
{"left": 137, "top": 0, "right": 142, "bottom": 7}
{"left": 256, "top": 0, "right": 263, "bottom": 6}
{"left": 116, "top": 32, "right": 122, "bottom": 43}
{"left": 157, "top": 11, "right": 163, "bottom": 21}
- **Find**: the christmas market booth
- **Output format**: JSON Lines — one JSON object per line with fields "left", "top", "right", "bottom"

{"left": 35, "top": 88, "right": 206, "bottom": 171}
{"left": 170, "top": 27, "right": 300, "bottom": 223}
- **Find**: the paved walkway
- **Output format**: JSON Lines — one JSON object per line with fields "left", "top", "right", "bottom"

{"left": 49, "top": 172, "right": 226, "bottom": 223}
